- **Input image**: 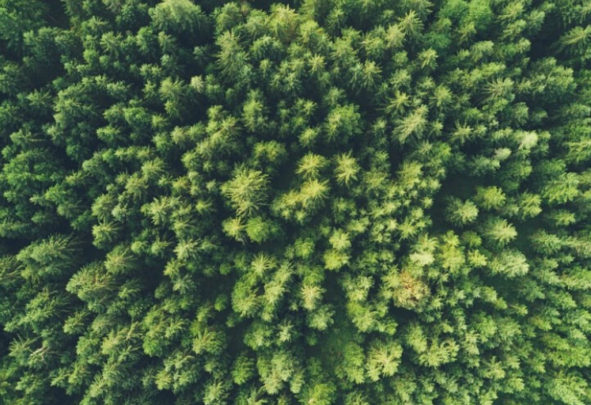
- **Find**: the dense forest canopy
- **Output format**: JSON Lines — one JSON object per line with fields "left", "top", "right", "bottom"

{"left": 1, "top": 0, "right": 591, "bottom": 404}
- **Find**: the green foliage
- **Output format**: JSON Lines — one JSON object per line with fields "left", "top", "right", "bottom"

{"left": 1, "top": 0, "right": 591, "bottom": 404}
{"left": 221, "top": 167, "right": 269, "bottom": 217}
{"left": 150, "top": 0, "right": 208, "bottom": 36}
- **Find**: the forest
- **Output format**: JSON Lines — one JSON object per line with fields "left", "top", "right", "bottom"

{"left": 1, "top": 0, "right": 591, "bottom": 404}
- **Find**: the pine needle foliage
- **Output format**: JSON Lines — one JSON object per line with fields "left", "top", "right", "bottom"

{"left": 1, "top": 0, "right": 591, "bottom": 404}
